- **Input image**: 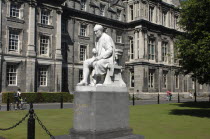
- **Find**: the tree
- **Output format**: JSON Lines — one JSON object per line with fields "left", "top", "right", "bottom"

{"left": 175, "top": 0, "right": 210, "bottom": 84}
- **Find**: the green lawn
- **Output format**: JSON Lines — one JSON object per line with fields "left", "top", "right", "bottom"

{"left": 0, "top": 102, "right": 210, "bottom": 139}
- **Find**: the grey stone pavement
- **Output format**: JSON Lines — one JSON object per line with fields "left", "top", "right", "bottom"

{"left": 0, "top": 97, "right": 209, "bottom": 111}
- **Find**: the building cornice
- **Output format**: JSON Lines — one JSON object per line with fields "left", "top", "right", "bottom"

{"left": 62, "top": 7, "right": 182, "bottom": 36}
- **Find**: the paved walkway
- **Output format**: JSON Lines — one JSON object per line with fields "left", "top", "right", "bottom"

{"left": 0, "top": 97, "right": 209, "bottom": 111}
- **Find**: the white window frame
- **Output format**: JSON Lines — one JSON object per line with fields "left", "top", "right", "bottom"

{"left": 38, "top": 66, "right": 48, "bottom": 86}
{"left": 10, "top": 3, "right": 20, "bottom": 18}
{"left": 7, "top": 64, "right": 17, "bottom": 86}
{"left": 149, "top": 6, "right": 154, "bottom": 22}
{"left": 162, "top": 41, "right": 168, "bottom": 62}
{"left": 81, "top": 0, "right": 86, "bottom": 11}
{"left": 162, "top": 11, "right": 167, "bottom": 26}
{"left": 149, "top": 70, "right": 155, "bottom": 88}
{"left": 9, "top": 30, "right": 19, "bottom": 52}
{"left": 174, "top": 15, "right": 178, "bottom": 29}
{"left": 200, "top": 84, "right": 203, "bottom": 90}
{"left": 100, "top": 4, "right": 106, "bottom": 16}
{"left": 129, "top": 4, "right": 134, "bottom": 21}
{"left": 130, "top": 70, "right": 134, "bottom": 88}
{"left": 79, "top": 24, "right": 88, "bottom": 36}
{"left": 175, "top": 74, "right": 179, "bottom": 89}
{"left": 192, "top": 81, "right": 195, "bottom": 90}
{"left": 79, "top": 44, "right": 88, "bottom": 61}
{"left": 116, "top": 9, "right": 122, "bottom": 21}
{"left": 129, "top": 37, "right": 134, "bottom": 60}
{"left": 148, "top": 38, "right": 155, "bottom": 60}
{"left": 41, "top": 9, "right": 50, "bottom": 25}
{"left": 39, "top": 35, "right": 50, "bottom": 56}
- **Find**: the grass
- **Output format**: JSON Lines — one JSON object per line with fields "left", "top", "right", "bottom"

{"left": 1, "top": 102, "right": 210, "bottom": 139}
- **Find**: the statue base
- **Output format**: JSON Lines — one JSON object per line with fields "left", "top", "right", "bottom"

{"left": 54, "top": 86, "right": 144, "bottom": 139}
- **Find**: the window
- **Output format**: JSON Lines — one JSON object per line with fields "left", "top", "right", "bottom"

{"left": 80, "top": 45, "right": 87, "bottom": 61}
{"left": 149, "top": 70, "right": 155, "bottom": 88}
{"left": 38, "top": 66, "right": 48, "bottom": 86}
{"left": 130, "top": 70, "right": 134, "bottom": 88}
{"left": 62, "top": 20, "right": 67, "bottom": 34}
{"left": 163, "top": 71, "right": 167, "bottom": 88}
{"left": 41, "top": 10, "right": 50, "bottom": 25}
{"left": 175, "top": 74, "right": 179, "bottom": 89}
{"left": 61, "top": 42, "right": 68, "bottom": 62}
{"left": 116, "top": 9, "right": 121, "bottom": 20}
{"left": 40, "top": 35, "right": 49, "bottom": 55}
{"left": 174, "top": 16, "right": 178, "bottom": 29}
{"left": 116, "top": 31, "right": 122, "bottom": 43}
{"left": 129, "top": 5, "right": 134, "bottom": 21}
{"left": 79, "top": 24, "right": 88, "bottom": 36}
{"left": 80, "top": 24, "right": 87, "bottom": 36}
{"left": 148, "top": 38, "right": 155, "bottom": 60}
{"left": 7, "top": 64, "right": 17, "bottom": 86}
{"left": 162, "top": 11, "right": 167, "bottom": 26}
{"left": 81, "top": 0, "right": 86, "bottom": 11}
{"left": 192, "top": 81, "right": 195, "bottom": 89}
{"left": 129, "top": 37, "right": 134, "bottom": 60}
{"left": 10, "top": 3, "right": 21, "bottom": 18}
{"left": 162, "top": 42, "right": 168, "bottom": 62}
{"left": 149, "top": 6, "right": 154, "bottom": 22}
{"left": 9, "top": 30, "right": 19, "bottom": 52}
{"left": 100, "top": 4, "right": 105, "bottom": 16}
{"left": 200, "top": 84, "right": 203, "bottom": 89}
{"left": 79, "top": 69, "right": 83, "bottom": 82}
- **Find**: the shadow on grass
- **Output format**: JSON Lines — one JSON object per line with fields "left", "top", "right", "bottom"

{"left": 170, "top": 109, "right": 210, "bottom": 118}
{"left": 170, "top": 102, "right": 210, "bottom": 118}
{"left": 171, "top": 101, "right": 210, "bottom": 108}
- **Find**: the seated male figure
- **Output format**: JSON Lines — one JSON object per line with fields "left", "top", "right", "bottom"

{"left": 78, "top": 24, "right": 115, "bottom": 86}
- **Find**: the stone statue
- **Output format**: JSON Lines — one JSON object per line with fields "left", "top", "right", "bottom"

{"left": 77, "top": 24, "right": 115, "bottom": 86}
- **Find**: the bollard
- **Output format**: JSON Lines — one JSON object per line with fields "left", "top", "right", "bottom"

{"left": 28, "top": 103, "right": 35, "bottom": 139}
{"left": 157, "top": 93, "right": 160, "bottom": 104}
{"left": 7, "top": 93, "right": 10, "bottom": 111}
{"left": 209, "top": 95, "right": 210, "bottom": 103}
{"left": 132, "top": 93, "right": 135, "bottom": 106}
{"left": 178, "top": 93, "right": 180, "bottom": 103}
{"left": 60, "top": 94, "right": 63, "bottom": 109}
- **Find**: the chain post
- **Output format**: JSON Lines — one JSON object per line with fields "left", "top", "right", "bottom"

{"left": 157, "top": 93, "right": 160, "bottom": 104}
{"left": 28, "top": 103, "right": 35, "bottom": 139}
{"left": 132, "top": 93, "right": 135, "bottom": 106}
{"left": 178, "top": 93, "right": 180, "bottom": 103}
{"left": 7, "top": 93, "right": 10, "bottom": 111}
{"left": 60, "top": 94, "right": 63, "bottom": 109}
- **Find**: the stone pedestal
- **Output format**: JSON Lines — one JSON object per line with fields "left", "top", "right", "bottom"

{"left": 55, "top": 86, "right": 144, "bottom": 139}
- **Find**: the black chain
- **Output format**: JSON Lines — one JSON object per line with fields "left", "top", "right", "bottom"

{"left": 34, "top": 113, "right": 55, "bottom": 139}
{"left": 0, "top": 112, "right": 29, "bottom": 131}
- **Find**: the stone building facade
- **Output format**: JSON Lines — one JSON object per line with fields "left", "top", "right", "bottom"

{"left": 0, "top": 0, "right": 208, "bottom": 95}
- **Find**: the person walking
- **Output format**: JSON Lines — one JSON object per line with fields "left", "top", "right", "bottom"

{"left": 14, "top": 88, "right": 21, "bottom": 110}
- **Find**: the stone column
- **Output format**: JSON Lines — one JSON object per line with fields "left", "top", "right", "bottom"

{"left": 27, "top": 1, "right": 36, "bottom": 56}
{"left": 139, "top": 27, "right": 144, "bottom": 59}
{"left": 54, "top": 61, "right": 62, "bottom": 92}
{"left": 54, "top": 8, "right": 63, "bottom": 92}
{"left": 170, "top": 37, "right": 174, "bottom": 65}
{"left": 26, "top": 1, "right": 37, "bottom": 92}
{"left": 157, "top": 34, "right": 162, "bottom": 62}
{"left": 55, "top": 8, "right": 62, "bottom": 60}
{"left": 134, "top": 30, "right": 138, "bottom": 59}
{"left": 144, "top": 31, "right": 148, "bottom": 59}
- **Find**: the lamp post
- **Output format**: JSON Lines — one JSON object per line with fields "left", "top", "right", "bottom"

{"left": 194, "top": 78, "right": 197, "bottom": 103}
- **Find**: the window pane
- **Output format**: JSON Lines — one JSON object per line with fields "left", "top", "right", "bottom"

{"left": 7, "top": 64, "right": 17, "bottom": 86}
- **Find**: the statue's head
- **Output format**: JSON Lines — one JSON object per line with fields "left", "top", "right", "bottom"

{"left": 94, "top": 24, "right": 103, "bottom": 38}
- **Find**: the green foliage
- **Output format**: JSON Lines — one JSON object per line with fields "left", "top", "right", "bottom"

{"left": 175, "top": 0, "right": 210, "bottom": 84}
{"left": 2, "top": 92, "right": 74, "bottom": 103}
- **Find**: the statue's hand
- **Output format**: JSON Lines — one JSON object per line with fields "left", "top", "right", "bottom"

{"left": 92, "top": 48, "right": 97, "bottom": 56}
